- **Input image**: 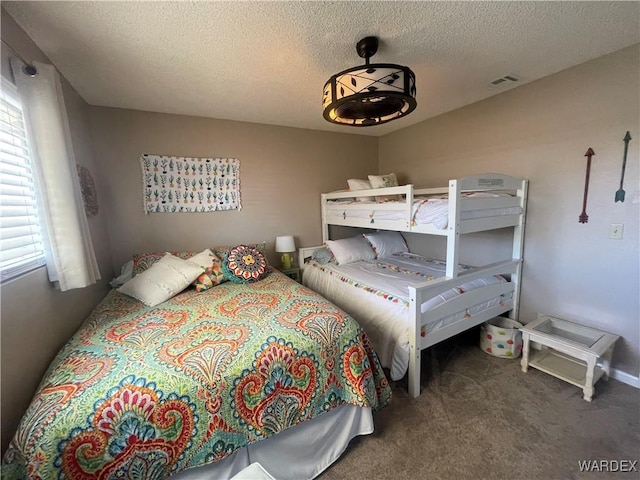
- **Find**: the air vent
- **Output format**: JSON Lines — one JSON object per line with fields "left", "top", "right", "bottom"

{"left": 489, "top": 73, "right": 522, "bottom": 89}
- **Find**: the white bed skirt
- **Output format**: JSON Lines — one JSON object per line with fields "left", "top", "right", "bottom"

{"left": 169, "top": 405, "right": 373, "bottom": 480}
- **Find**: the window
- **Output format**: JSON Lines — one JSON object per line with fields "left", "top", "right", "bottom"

{"left": 0, "top": 79, "right": 46, "bottom": 281}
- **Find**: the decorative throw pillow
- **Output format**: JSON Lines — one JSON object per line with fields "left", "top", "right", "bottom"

{"left": 132, "top": 251, "right": 194, "bottom": 276}
{"left": 325, "top": 235, "right": 375, "bottom": 265}
{"left": 187, "top": 249, "right": 228, "bottom": 292}
{"left": 347, "top": 178, "right": 373, "bottom": 202}
{"left": 213, "top": 242, "right": 267, "bottom": 261}
{"left": 311, "top": 246, "right": 334, "bottom": 265}
{"left": 187, "top": 249, "right": 217, "bottom": 268}
{"left": 222, "top": 244, "right": 269, "bottom": 283}
{"left": 193, "top": 264, "right": 227, "bottom": 292}
{"left": 363, "top": 231, "right": 409, "bottom": 258}
{"left": 368, "top": 173, "right": 402, "bottom": 201}
{"left": 118, "top": 253, "right": 205, "bottom": 306}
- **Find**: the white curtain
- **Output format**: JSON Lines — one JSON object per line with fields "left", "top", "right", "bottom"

{"left": 11, "top": 59, "right": 100, "bottom": 291}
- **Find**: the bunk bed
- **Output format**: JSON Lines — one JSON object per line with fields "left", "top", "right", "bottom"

{"left": 300, "top": 173, "right": 528, "bottom": 398}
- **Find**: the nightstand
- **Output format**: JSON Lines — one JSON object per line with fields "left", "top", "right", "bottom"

{"left": 278, "top": 266, "right": 301, "bottom": 283}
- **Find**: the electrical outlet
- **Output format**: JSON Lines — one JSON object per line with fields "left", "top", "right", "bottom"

{"left": 609, "top": 223, "right": 623, "bottom": 240}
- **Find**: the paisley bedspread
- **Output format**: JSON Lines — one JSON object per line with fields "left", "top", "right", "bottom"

{"left": 2, "top": 271, "right": 391, "bottom": 479}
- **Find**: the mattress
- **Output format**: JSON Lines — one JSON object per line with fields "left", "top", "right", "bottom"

{"left": 302, "top": 253, "right": 511, "bottom": 381}
{"left": 326, "top": 192, "right": 522, "bottom": 229}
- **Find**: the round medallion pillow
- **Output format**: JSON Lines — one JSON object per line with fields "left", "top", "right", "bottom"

{"left": 223, "top": 244, "right": 268, "bottom": 283}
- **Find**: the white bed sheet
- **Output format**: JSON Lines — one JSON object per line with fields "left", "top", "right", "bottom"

{"left": 302, "top": 254, "right": 510, "bottom": 381}
{"left": 326, "top": 192, "right": 522, "bottom": 229}
{"left": 169, "top": 405, "right": 373, "bottom": 480}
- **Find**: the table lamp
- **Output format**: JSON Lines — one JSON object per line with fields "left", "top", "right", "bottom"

{"left": 275, "top": 235, "right": 296, "bottom": 269}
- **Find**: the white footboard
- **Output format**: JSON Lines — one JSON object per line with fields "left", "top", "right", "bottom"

{"left": 407, "top": 258, "right": 521, "bottom": 398}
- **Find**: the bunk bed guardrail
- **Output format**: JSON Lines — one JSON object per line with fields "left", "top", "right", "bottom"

{"left": 407, "top": 258, "right": 521, "bottom": 397}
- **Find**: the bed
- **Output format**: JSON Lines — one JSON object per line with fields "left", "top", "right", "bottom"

{"left": 1, "top": 248, "right": 391, "bottom": 480}
{"left": 303, "top": 173, "right": 528, "bottom": 398}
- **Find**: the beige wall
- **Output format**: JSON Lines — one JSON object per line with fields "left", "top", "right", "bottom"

{"left": 379, "top": 45, "right": 640, "bottom": 378}
{"left": 88, "top": 107, "right": 377, "bottom": 270}
{"left": 0, "top": 10, "right": 114, "bottom": 453}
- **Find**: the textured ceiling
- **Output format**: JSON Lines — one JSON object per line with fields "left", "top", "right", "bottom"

{"left": 3, "top": 1, "right": 639, "bottom": 136}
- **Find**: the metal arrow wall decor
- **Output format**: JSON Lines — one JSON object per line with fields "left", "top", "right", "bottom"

{"left": 579, "top": 147, "right": 595, "bottom": 224}
{"left": 615, "top": 131, "right": 631, "bottom": 203}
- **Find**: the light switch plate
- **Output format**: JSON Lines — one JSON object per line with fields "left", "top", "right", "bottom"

{"left": 609, "top": 223, "right": 623, "bottom": 240}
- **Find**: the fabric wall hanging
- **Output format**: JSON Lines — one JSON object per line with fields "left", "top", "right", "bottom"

{"left": 140, "top": 154, "right": 241, "bottom": 213}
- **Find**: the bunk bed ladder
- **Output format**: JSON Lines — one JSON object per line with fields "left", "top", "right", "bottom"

{"left": 408, "top": 285, "right": 423, "bottom": 398}
{"left": 509, "top": 179, "right": 529, "bottom": 320}
{"left": 445, "top": 180, "right": 461, "bottom": 279}
{"left": 321, "top": 193, "right": 329, "bottom": 243}
{"left": 405, "top": 184, "right": 414, "bottom": 231}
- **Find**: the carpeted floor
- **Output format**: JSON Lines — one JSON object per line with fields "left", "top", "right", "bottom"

{"left": 319, "top": 331, "right": 640, "bottom": 480}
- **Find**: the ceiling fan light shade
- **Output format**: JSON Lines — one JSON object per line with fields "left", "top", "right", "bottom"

{"left": 323, "top": 63, "right": 417, "bottom": 127}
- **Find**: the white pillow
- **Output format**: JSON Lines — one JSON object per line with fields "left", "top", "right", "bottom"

{"left": 188, "top": 248, "right": 217, "bottom": 268}
{"left": 347, "top": 178, "right": 373, "bottom": 202}
{"left": 325, "top": 236, "right": 375, "bottom": 265}
{"left": 368, "top": 173, "right": 401, "bottom": 201}
{"left": 109, "top": 260, "right": 134, "bottom": 288}
{"left": 363, "top": 231, "right": 409, "bottom": 258}
{"left": 118, "top": 253, "right": 205, "bottom": 306}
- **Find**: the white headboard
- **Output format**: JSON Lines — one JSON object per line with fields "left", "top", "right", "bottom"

{"left": 298, "top": 246, "right": 324, "bottom": 271}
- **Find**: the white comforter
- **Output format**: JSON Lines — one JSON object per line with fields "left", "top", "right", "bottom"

{"left": 303, "top": 253, "right": 508, "bottom": 380}
{"left": 326, "top": 192, "right": 522, "bottom": 229}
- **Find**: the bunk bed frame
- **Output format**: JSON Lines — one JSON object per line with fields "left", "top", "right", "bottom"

{"left": 302, "top": 173, "right": 528, "bottom": 397}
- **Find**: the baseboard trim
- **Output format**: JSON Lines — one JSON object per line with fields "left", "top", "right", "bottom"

{"left": 611, "top": 368, "right": 640, "bottom": 388}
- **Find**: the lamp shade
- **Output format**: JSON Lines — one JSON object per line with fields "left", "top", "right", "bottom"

{"left": 275, "top": 235, "right": 296, "bottom": 253}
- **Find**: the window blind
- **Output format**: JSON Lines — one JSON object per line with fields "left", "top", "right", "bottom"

{"left": 0, "top": 79, "right": 45, "bottom": 281}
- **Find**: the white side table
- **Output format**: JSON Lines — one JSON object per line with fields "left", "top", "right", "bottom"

{"left": 520, "top": 315, "right": 619, "bottom": 402}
